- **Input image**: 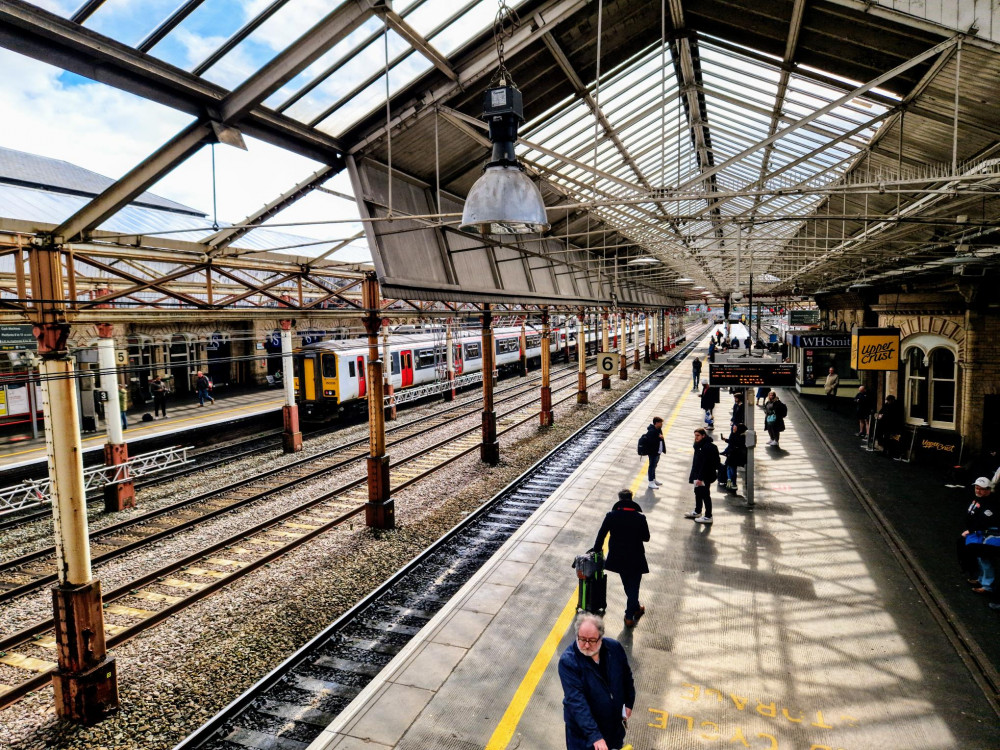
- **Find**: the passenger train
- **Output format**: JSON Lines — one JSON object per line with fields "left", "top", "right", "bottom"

{"left": 295, "top": 320, "right": 648, "bottom": 420}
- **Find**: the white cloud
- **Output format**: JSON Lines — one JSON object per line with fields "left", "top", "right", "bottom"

{"left": 0, "top": 48, "right": 368, "bottom": 260}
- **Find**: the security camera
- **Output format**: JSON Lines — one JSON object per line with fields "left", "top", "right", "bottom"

{"left": 731, "top": 292, "right": 744, "bottom": 302}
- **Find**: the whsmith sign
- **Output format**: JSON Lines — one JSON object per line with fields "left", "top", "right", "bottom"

{"left": 790, "top": 333, "right": 851, "bottom": 348}
{"left": 850, "top": 327, "right": 900, "bottom": 371}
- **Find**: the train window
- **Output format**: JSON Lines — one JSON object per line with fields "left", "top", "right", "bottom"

{"left": 464, "top": 342, "right": 481, "bottom": 359}
{"left": 415, "top": 348, "right": 438, "bottom": 369}
{"left": 322, "top": 354, "right": 337, "bottom": 378}
{"left": 496, "top": 337, "right": 519, "bottom": 355}
{"left": 391, "top": 351, "right": 400, "bottom": 375}
{"left": 348, "top": 360, "right": 355, "bottom": 378}
{"left": 525, "top": 335, "right": 541, "bottom": 349}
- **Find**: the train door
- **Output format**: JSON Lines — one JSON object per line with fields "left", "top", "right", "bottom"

{"left": 356, "top": 356, "right": 366, "bottom": 398}
{"left": 454, "top": 343, "right": 463, "bottom": 374}
{"left": 400, "top": 350, "right": 413, "bottom": 386}
{"left": 303, "top": 355, "right": 317, "bottom": 400}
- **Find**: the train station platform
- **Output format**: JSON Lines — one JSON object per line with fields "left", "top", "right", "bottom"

{"left": 304, "top": 339, "right": 999, "bottom": 749}
{"left": 0, "top": 387, "right": 285, "bottom": 472}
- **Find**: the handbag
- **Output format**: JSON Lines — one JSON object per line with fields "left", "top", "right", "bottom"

{"left": 765, "top": 413, "right": 777, "bottom": 425}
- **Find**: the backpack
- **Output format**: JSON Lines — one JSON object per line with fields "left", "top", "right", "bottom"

{"left": 775, "top": 400, "right": 787, "bottom": 419}
{"left": 705, "top": 443, "right": 721, "bottom": 482}
{"left": 637, "top": 433, "right": 650, "bottom": 456}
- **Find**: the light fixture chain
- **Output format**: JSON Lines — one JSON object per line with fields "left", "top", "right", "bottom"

{"left": 492, "top": 0, "right": 520, "bottom": 87}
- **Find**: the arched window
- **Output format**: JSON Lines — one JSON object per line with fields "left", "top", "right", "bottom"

{"left": 902, "top": 340, "right": 957, "bottom": 429}
{"left": 930, "top": 348, "right": 956, "bottom": 427}
{"left": 904, "top": 347, "right": 928, "bottom": 423}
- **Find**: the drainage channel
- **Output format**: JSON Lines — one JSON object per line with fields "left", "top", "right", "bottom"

{"left": 176, "top": 339, "right": 697, "bottom": 750}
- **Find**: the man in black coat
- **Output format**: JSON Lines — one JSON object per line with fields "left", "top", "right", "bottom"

{"left": 640, "top": 417, "right": 665, "bottom": 489}
{"left": 875, "top": 394, "right": 904, "bottom": 458}
{"left": 594, "top": 490, "right": 650, "bottom": 627}
{"left": 692, "top": 356, "right": 702, "bottom": 391}
{"left": 685, "top": 428, "right": 720, "bottom": 524}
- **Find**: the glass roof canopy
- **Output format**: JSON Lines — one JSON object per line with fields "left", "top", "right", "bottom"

{"left": 16, "top": 0, "right": 995, "bottom": 302}
{"left": 518, "top": 35, "right": 890, "bottom": 293}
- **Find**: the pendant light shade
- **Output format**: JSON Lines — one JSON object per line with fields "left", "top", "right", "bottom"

{"left": 460, "top": 164, "right": 549, "bottom": 235}
{"left": 460, "top": 83, "right": 550, "bottom": 235}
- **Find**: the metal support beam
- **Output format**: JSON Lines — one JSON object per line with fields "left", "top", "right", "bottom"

{"left": 480, "top": 305, "right": 499, "bottom": 465}
{"left": 618, "top": 312, "right": 628, "bottom": 381}
{"left": 601, "top": 309, "right": 611, "bottom": 390}
{"left": 97, "top": 324, "right": 134, "bottom": 512}
{"left": 540, "top": 307, "right": 553, "bottom": 426}
{"left": 362, "top": 273, "right": 393, "bottom": 528}
{"left": 280, "top": 319, "right": 302, "bottom": 452}
{"left": 577, "top": 308, "right": 588, "bottom": 404}
{"left": 33, "top": 242, "right": 119, "bottom": 723}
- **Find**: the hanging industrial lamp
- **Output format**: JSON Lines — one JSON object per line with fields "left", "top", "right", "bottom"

{"left": 460, "top": 2, "right": 549, "bottom": 236}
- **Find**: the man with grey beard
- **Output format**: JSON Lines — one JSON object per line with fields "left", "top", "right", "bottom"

{"left": 558, "top": 613, "right": 635, "bottom": 750}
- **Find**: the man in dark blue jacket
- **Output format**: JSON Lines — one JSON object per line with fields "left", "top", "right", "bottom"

{"left": 640, "top": 417, "right": 665, "bottom": 489}
{"left": 559, "top": 613, "right": 635, "bottom": 750}
{"left": 594, "top": 490, "right": 650, "bottom": 627}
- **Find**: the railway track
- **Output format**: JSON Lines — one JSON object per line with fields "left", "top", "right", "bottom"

{"left": 175, "top": 338, "right": 695, "bottom": 750}
{"left": 0, "top": 358, "right": 589, "bottom": 533}
{"left": 0, "top": 361, "right": 591, "bottom": 603}
{"left": 0, "top": 362, "right": 622, "bottom": 707}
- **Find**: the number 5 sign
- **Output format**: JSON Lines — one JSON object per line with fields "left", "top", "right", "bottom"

{"left": 596, "top": 352, "right": 619, "bottom": 375}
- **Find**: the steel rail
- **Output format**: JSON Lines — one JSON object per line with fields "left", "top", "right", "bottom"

{"left": 0, "top": 366, "right": 617, "bottom": 709}
{"left": 0, "top": 361, "right": 589, "bottom": 603}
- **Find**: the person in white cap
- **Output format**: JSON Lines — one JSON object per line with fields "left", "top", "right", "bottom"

{"left": 959, "top": 478, "right": 997, "bottom": 594}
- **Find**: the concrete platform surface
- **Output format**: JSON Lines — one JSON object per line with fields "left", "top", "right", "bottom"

{"left": 0, "top": 388, "right": 284, "bottom": 471}
{"left": 305, "top": 342, "right": 999, "bottom": 750}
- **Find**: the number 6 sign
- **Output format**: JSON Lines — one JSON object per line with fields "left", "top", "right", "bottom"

{"left": 597, "top": 352, "right": 619, "bottom": 375}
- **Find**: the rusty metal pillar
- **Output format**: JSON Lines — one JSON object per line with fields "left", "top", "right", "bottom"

{"left": 540, "top": 307, "right": 553, "bottom": 426}
{"left": 619, "top": 311, "right": 628, "bottom": 380}
{"left": 665, "top": 310, "right": 671, "bottom": 352}
{"left": 30, "top": 239, "right": 119, "bottom": 724}
{"left": 577, "top": 308, "right": 588, "bottom": 404}
{"left": 644, "top": 311, "right": 651, "bottom": 363}
{"left": 601, "top": 310, "right": 611, "bottom": 390}
{"left": 444, "top": 320, "right": 456, "bottom": 402}
{"left": 382, "top": 326, "right": 396, "bottom": 421}
{"left": 519, "top": 319, "right": 528, "bottom": 376}
{"left": 96, "top": 324, "right": 134, "bottom": 512}
{"left": 481, "top": 305, "right": 499, "bottom": 464}
{"left": 279, "top": 319, "right": 302, "bottom": 453}
{"left": 633, "top": 313, "right": 641, "bottom": 371}
{"left": 362, "top": 273, "right": 394, "bottom": 529}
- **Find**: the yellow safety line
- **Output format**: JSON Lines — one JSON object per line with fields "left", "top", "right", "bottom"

{"left": 485, "top": 373, "right": 691, "bottom": 749}
{"left": 2, "top": 399, "right": 285, "bottom": 458}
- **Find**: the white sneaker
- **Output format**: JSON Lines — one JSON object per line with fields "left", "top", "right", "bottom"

{"left": 683, "top": 511, "right": 699, "bottom": 519}
{"left": 653, "top": 480, "right": 663, "bottom": 486}
{"left": 648, "top": 481, "right": 658, "bottom": 489}
{"left": 694, "top": 515, "right": 714, "bottom": 524}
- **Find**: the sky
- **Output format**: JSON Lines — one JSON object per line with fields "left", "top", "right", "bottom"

{"left": 0, "top": 0, "right": 379, "bottom": 263}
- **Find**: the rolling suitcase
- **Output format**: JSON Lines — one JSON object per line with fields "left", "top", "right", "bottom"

{"left": 573, "top": 549, "right": 607, "bottom": 615}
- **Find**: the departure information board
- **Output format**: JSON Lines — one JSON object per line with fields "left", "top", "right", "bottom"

{"left": 708, "top": 363, "right": 797, "bottom": 387}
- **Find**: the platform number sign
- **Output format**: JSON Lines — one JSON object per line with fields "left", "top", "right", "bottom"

{"left": 115, "top": 350, "right": 128, "bottom": 366}
{"left": 597, "top": 352, "right": 619, "bottom": 375}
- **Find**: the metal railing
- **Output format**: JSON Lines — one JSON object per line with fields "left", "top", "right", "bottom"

{"left": 0, "top": 445, "right": 193, "bottom": 516}
{"left": 384, "top": 371, "right": 492, "bottom": 407}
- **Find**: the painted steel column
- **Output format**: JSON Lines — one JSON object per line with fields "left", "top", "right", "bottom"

{"left": 618, "top": 312, "right": 628, "bottom": 380}
{"left": 279, "top": 319, "right": 302, "bottom": 453}
{"left": 519, "top": 319, "right": 527, "bottom": 376}
{"left": 540, "top": 308, "right": 553, "bottom": 426}
{"left": 362, "top": 273, "right": 393, "bottom": 529}
{"left": 382, "top": 327, "right": 396, "bottom": 421}
{"left": 577, "top": 308, "right": 588, "bottom": 404}
{"left": 633, "top": 313, "right": 640, "bottom": 371}
{"left": 744, "top": 386, "right": 755, "bottom": 509}
{"left": 481, "top": 305, "right": 499, "bottom": 465}
{"left": 31, "top": 240, "right": 118, "bottom": 723}
{"left": 96, "top": 325, "right": 134, "bottom": 512}
{"left": 644, "top": 311, "right": 651, "bottom": 363}
{"left": 445, "top": 321, "right": 455, "bottom": 402}
{"left": 601, "top": 310, "right": 611, "bottom": 390}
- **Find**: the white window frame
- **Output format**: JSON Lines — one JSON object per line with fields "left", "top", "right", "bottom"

{"left": 901, "top": 334, "right": 957, "bottom": 430}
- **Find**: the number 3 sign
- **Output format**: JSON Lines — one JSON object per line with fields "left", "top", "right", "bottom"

{"left": 597, "top": 352, "right": 619, "bottom": 375}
